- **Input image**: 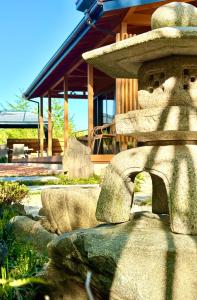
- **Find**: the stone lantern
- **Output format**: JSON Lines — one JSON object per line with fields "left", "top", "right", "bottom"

{"left": 83, "top": 2, "right": 197, "bottom": 235}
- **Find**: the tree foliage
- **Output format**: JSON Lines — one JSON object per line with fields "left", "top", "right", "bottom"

{"left": 0, "top": 96, "right": 76, "bottom": 144}
{"left": 51, "top": 99, "right": 76, "bottom": 138}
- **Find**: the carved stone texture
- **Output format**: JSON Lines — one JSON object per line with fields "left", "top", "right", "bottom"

{"left": 96, "top": 145, "right": 197, "bottom": 235}
{"left": 41, "top": 187, "right": 101, "bottom": 234}
{"left": 138, "top": 56, "right": 197, "bottom": 108}
{"left": 82, "top": 27, "right": 197, "bottom": 79}
{"left": 151, "top": 2, "right": 197, "bottom": 29}
{"left": 115, "top": 105, "right": 197, "bottom": 141}
{"left": 46, "top": 212, "right": 197, "bottom": 300}
{"left": 96, "top": 164, "right": 134, "bottom": 223}
{"left": 62, "top": 137, "right": 94, "bottom": 179}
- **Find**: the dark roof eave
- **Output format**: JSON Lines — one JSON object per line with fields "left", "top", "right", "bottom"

{"left": 23, "top": 2, "right": 103, "bottom": 100}
{"left": 103, "top": 0, "right": 164, "bottom": 11}
{"left": 76, "top": 0, "right": 96, "bottom": 12}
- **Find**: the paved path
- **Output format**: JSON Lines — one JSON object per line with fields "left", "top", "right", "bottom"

{"left": 0, "top": 164, "right": 54, "bottom": 176}
{"left": 29, "top": 183, "right": 99, "bottom": 191}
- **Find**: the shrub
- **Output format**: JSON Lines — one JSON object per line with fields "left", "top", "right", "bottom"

{"left": 134, "top": 173, "right": 145, "bottom": 192}
{"left": 0, "top": 182, "right": 29, "bottom": 206}
{"left": 0, "top": 157, "right": 8, "bottom": 163}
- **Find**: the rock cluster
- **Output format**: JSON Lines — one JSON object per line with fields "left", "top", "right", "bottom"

{"left": 46, "top": 212, "right": 197, "bottom": 300}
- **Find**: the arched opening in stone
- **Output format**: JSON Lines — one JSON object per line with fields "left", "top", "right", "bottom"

{"left": 131, "top": 171, "right": 169, "bottom": 214}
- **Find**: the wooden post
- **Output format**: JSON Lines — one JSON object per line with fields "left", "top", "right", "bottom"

{"left": 120, "top": 22, "right": 127, "bottom": 35}
{"left": 88, "top": 64, "right": 94, "bottom": 146}
{"left": 116, "top": 23, "right": 128, "bottom": 149}
{"left": 64, "top": 75, "right": 69, "bottom": 153}
{"left": 48, "top": 96, "right": 52, "bottom": 156}
{"left": 40, "top": 97, "right": 44, "bottom": 157}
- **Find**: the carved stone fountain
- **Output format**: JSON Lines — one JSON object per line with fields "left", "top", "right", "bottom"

{"left": 83, "top": 2, "right": 197, "bottom": 235}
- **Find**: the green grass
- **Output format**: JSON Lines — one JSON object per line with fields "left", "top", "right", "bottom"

{"left": 138, "top": 198, "right": 152, "bottom": 206}
{"left": 0, "top": 206, "right": 48, "bottom": 299}
{"left": 18, "top": 174, "right": 101, "bottom": 187}
{"left": 29, "top": 191, "right": 41, "bottom": 196}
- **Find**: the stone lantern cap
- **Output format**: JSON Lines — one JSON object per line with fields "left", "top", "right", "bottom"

{"left": 82, "top": 2, "right": 197, "bottom": 79}
{"left": 83, "top": 27, "right": 197, "bottom": 79}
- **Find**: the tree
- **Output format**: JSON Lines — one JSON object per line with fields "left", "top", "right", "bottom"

{"left": 8, "top": 94, "right": 34, "bottom": 112}
{"left": 0, "top": 95, "right": 37, "bottom": 144}
{"left": 51, "top": 99, "right": 76, "bottom": 138}
{"left": 0, "top": 95, "right": 76, "bottom": 144}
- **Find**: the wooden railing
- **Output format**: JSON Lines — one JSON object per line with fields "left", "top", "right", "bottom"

{"left": 7, "top": 139, "right": 64, "bottom": 155}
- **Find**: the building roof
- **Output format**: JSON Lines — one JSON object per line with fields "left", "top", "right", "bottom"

{"left": 24, "top": 0, "right": 197, "bottom": 100}
{"left": 24, "top": 2, "right": 104, "bottom": 99}
{"left": 76, "top": 0, "right": 163, "bottom": 12}
{"left": 0, "top": 111, "right": 47, "bottom": 129}
{"left": 76, "top": 0, "right": 96, "bottom": 12}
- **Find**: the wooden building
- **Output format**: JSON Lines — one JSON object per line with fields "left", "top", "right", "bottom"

{"left": 23, "top": 0, "right": 197, "bottom": 160}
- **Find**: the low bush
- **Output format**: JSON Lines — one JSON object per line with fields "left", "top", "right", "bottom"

{"left": 0, "top": 157, "right": 8, "bottom": 163}
{"left": 0, "top": 182, "right": 29, "bottom": 206}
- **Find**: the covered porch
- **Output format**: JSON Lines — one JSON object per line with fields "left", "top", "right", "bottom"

{"left": 23, "top": 0, "right": 191, "bottom": 162}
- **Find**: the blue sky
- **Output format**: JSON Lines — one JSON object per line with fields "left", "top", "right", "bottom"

{"left": 0, "top": 0, "right": 88, "bottom": 131}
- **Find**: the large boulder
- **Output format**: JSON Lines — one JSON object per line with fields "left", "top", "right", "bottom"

{"left": 46, "top": 213, "right": 197, "bottom": 300}
{"left": 41, "top": 186, "right": 101, "bottom": 234}
{"left": 46, "top": 212, "right": 197, "bottom": 300}
{"left": 63, "top": 138, "right": 94, "bottom": 178}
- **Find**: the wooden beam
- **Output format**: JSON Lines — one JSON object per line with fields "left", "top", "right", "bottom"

{"left": 48, "top": 96, "right": 52, "bottom": 156}
{"left": 39, "top": 97, "right": 44, "bottom": 157}
{"left": 128, "top": 13, "right": 151, "bottom": 26}
{"left": 91, "top": 154, "right": 114, "bottom": 163}
{"left": 43, "top": 77, "right": 64, "bottom": 97}
{"left": 63, "top": 75, "right": 69, "bottom": 153}
{"left": 88, "top": 64, "right": 94, "bottom": 146}
{"left": 49, "top": 94, "right": 87, "bottom": 99}
{"left": 123, "top": 7, "right": 136, "bottom": 23}
{"left": 68, "top": 26, "right": 117, "bottom": 76}
{"left": 135, "top": 0, "right": 195, "bottom": 12}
